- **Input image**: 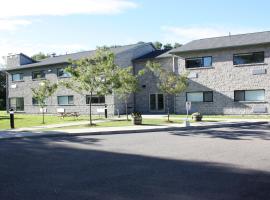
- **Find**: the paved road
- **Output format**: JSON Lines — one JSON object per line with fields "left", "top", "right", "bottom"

{"left": 0, "top": 124, "right": 270, "bottom": 200}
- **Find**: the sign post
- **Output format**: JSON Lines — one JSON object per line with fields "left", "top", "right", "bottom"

{"left": 184, "top": 101, "right": 191, "bottom": 127}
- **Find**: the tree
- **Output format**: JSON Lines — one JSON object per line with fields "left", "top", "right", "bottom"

{"left": 163, "top": 43, "right": 173, "bottom": 50}
{"left": 0, "top": 72, "right": 6, "bottom": 110}
{"left": 31, "top": 52, "right": 50, "bottom": 61}
{"left": 153, "top": 41, "right": 163, "bottom": 50}
{"left": 114, "top": 67, "right": 143, "bottom": 121}
{"left": 173, "top": 43, "right": 182, "bottom": 48}
{"left": 146, "top": 61, "right": 188, "bottom": 122}
{"left": 31, "top": 80, "right": 58, "bottom": 124}
{"left": 64, "top": 48, "right": 119, "bottom": 126}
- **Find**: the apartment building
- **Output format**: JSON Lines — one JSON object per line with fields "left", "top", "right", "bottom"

{"left": 170, "top": 31, "right": 270, "bottom": 114}
{"left": 4, "top": 31, "right": 270, "bottom": 115}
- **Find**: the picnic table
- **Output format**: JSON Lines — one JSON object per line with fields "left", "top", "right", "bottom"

{"left": 58, "top": 112, "right": 80, "bottom": 119}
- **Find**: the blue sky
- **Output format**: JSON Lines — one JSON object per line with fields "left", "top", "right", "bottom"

{"left": 0, "top": 0, "right": 270, "bottom": 63}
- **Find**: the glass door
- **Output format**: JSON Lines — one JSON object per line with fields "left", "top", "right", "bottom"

{"left": 149, "top": 94, "right": 164, "bottom": 112}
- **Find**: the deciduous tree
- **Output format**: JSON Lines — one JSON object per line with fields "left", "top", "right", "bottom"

{"left": 146, "top": 61, "right": 188, "bottom": 121}
{"left": 32, "top": 80, "right": 58, "bottom": 124}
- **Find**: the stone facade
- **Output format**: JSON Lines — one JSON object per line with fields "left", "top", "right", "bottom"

{"left": 174, "top": 44, "right": 270, "bottom": 115}
{"left": 133, "top": 56, "right": 178, "bottom": 114}
{"left": 6, "top": 43, "right": 155, "bottom": 115}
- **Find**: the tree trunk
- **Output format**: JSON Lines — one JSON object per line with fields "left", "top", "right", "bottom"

{"left": 125, "top": 99, "right": 128, "bottom": 121}
{"left": 89, "top": 92, "right": 93, "bottom": 125}
{"left": 167, "top": 95, "right": 170, "bottom": 122}
{"left": 42, "top": 107, "right": 45, "bottom": 124}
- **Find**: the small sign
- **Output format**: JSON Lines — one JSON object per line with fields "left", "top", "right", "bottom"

{"left": 40, "top": 108, "right": 47, "bottom": 113}
{"left": 186, "top": 101, "right": 191, "bottom": 111}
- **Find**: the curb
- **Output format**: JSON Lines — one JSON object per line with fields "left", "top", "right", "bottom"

{"left": 0, "top": 121, "right": 269, "bottom": 141}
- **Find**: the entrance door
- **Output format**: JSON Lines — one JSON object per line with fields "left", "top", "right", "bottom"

{"left": 150, "top": 94, "right": 164, "bottom": 112}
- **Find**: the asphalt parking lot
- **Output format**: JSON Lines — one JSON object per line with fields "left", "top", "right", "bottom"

{"left": 0, "top": 123, "right": 270, "bottom": 200}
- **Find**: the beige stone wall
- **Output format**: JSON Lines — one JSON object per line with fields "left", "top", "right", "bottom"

{"left": 174, "top": 44, "right": 270, "bottom": 114}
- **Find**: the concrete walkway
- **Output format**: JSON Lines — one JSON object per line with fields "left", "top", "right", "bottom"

{"left": 0, "top": 120, "right": 268, "bottom": 140}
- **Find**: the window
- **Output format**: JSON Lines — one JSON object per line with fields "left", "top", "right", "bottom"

{"left": 233, "top": 52, "right": 264, "bottom": 65}
{"left": 186, "top": 56, "right": 212, "bottom": 68}
{"left": 32, "top": 70, "right": 45, "bottom": 80}
{"left": 32, "top": 98, "right": 46, "bottom": 106}
{"left": 149, "top": 94, "right": 164, "bottom": 111}
{"left": 86, "top": 95, "right": 105, "bottom": 104}
{"left": 12, "top": 74, "right": 23, "bottom": 82}
{"left": 9, "top": 97, "right": 24, "bottom": 111}
{"left": 234, "top": 90, "right": 265, "bottom": 102}
{"left": 57, "top": 96, "right": 74, "bottom": 105}
{"left": 186, "top": 91, "right": 213, "bottom": 102}
{"left": 57, "top": 68, "right": 71, "bottom": 78}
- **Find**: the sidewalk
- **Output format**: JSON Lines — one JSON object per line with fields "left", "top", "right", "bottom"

{"left": 0, "top": 120, "right": 268, "bottom": 140}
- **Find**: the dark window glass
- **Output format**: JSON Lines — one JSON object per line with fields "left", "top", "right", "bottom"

{"left": 57, "top": 68, "right": 71, "bottom": 78}
{"left": 150, "top": 94, "right": 156, "bottom": 110}
{"left": 9, "top": 97, "right": 24, "bottom": 111}
{"left": 32, "top": 98, "right": 46, "bottom": 105}
{"left": 57, "top": 96, "right": 74, "bottom": 105}
{"left": 203, "top": 91, "right": 213, "bottom": 102}
{"left": 233, "top": 52, "right": 264, "bottom": 65}
{"left": 186, "top": 57, "right": 212, "bottom": 68}
{"left": 32, "top": 71, "right": 45, "bottom": 80}
{"left": 234, "top": 90, "right": 265, "bottom": 102}
{"left": 157, "top": 94, "right": 164, "bottom": 110}
{"left": 86, "top": 96, "right": 105, "bottom": 104}
{"left": 234, "top": 91, "right": 245, "bottom": 101}
{"left": 186, "top": 91, "right": 213, "bottom": 102}
{"left": 12, "top": 74, "right": 23, "bottom": 81}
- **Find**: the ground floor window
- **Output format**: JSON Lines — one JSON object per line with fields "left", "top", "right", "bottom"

{"left": 32, "top": 98, "right": 47, "bottom": 106}
{"left": 234, "top": 90, "right": 265, "bottom": 102}
{"left": 150, "top": 94, "right": 164, "bottom": 111}
{"left": 86, "top": 95, "right": 105, "bottom": 104}
{"left": 9, "top": 97, "right": 24, "bottom": 111}
{"left": 186, "top": 91, "right": 213, "bottom": 102}
{"left": 57, "top": 96, "right": 74, "bottom": 105}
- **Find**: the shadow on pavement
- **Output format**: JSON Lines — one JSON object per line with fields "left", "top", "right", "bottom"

{"left": 0, "top": 137, "right": 269, "bottom": 200}
{"left": 170, "top": 124, "right": 270, "bottom": 140}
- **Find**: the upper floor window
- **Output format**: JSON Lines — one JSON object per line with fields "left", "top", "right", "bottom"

{"left": 186, "top": 56, "right": 212, "bottom": 68}
{"left": 234, "top": 90, "right": 265, "bottom": 102}
{"left": 57, "top": 96, "right": 74, "bottom": 105}
{"left": 12, "top": 73, "right": 23, "bottom": 82}
{"left": 86, "top": 95, "right": 105, "bottom": 104}
{"left": 186, "top": 91, "right": 213, "bottom": 102}
{"left": 32, "top": 70, "right": 45, "bottom": 80}
{"left": 57, "top": 68, "right": 72, "bottom": 78}
{"left": 233, "top": 52, "right": 264, "bottom": 65}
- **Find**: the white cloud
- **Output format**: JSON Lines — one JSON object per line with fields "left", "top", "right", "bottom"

{"left": 0, "top": 19, "right": 31, "bottom": 31}
{"left": 0, "top": 0, "right": 137, "bottom": 18}
{"left": 161, "top": 26, "right": 260, "bottom": 44}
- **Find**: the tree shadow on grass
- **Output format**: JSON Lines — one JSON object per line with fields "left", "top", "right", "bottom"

{"left": 0, "top": 137, "right": 269, "bottom": 200}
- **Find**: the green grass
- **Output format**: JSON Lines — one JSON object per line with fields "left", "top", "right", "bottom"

{"left": 45, "top": 118, "right": 185, "bottom": 130}
{"left": 168, "top": 114, "right": 270, "bottom": 119}
{"left": 0, "top": 111, "right": 101, "bottom": 130}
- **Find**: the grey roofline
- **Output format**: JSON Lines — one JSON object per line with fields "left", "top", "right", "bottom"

{"left": 170, "top": 31, "right": 270, "bottom": 54}
{"left": 170, "top": 42, "right": 270, "bottom": 54}
{"left": 6, "top": 42, "right": 155, "bottom": 71}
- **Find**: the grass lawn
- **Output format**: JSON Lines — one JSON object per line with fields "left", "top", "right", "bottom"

{"left": 168, "top": 114, "right": 270, "bottom": 119}
{"left": 46, "top": 118, "right": 184, "bottom": 130}
{"left": 0, "top": 111, "right": 101, "bottom": 130}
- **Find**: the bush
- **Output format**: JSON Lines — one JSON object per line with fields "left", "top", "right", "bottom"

{"left": 191, "top": 112, "right": 203, "bottom": 121}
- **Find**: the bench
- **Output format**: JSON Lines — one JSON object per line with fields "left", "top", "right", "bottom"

{"left": 57, "top": 108, "right": 80, "bottom": 119}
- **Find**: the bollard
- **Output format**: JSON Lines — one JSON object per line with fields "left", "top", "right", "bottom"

{"left": 9, "top": 109, "right": 15, "bottom": 129}
{"left": 104, "top": 104, "right": 108, "bottom": 119}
